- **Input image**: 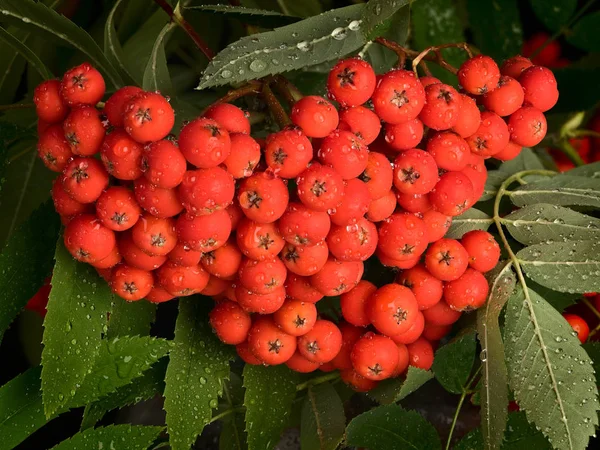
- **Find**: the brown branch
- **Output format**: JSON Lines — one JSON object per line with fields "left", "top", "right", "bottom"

{"left": 0, "top": 103, "right": 34, "bottom": 111}
{"left": 262, "top": 80, "right": 291, "bottom": 129}
{"left": 200, "top": 81, "right": 263, "bottom": 115}
{"left": 273, "top": 75, "right": 303, "bottom": 107}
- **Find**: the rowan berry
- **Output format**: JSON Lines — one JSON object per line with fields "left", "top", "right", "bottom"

{"left": 278, "top": 203, "right": 330, "bottom": 247}
{"left": 500, "top": 55, "right": 533, "bottom": 80}
{"left": 522, "top": 33, "right": 560, "bottom": 66}
{"left": 236, "top": 340, "right": 263, "bottom": 365}
{"left": 351, "top": 332, "right": 399, "bottom": 381}
{"left": 360, "top": 151, "right": 393, "bottom": 200}
{"left": 340, "top": 368, "right": 379, "bottom": 392}
{"left": 421, "top": 83, "right": 462, "bottom": 130}
{"left": 201, "top": 240, "right": 242, "bottom": 279}
{"left": 273, "top": 299, "right": 318, "bottom": 336}
{"left": 376, "top": 249, "right": 419, "bottom": 270}
{"left": 201, "top": 276, "right": 228, "bottom": 296}
{"left": 482, "top": 76, "right": 524, "bottom": 117}
{"left": 141, "top": 139, "right": 187, "bottom": 188}
{"left": 340, "top": 280, "right": 376, "bottom": 327}
{"left": 168, "top": 243, "right": 202, "bottom": 267}
{"left": 329, "top": 178, "right": 370, "bottom": 226}
{"left": 203, "top": 103, "right": 250, "bottom": 134}
{"left": 444, "top": 268, "right": 489, "bottom": 311}
{"left": 407, "top": 338, "right": 434, "bottom": 370}
{"left": 248, "top": 316, "right": 297, "bottom": 365}
{"left": 62, "top": 157, "right": 109, "bottom": 203}
{"left": 377, "top": 212, "right": 427, "bottom": 261}
{"left": 156, "top": 261, "right": 210, "bottom": 296}
{"left": 123, "top": 92, "right": 174, "bottom": 143}
{"left": 367, "top": 190, "right": 397, "bottom": 222}
{"left": 285, "top": 273, "right": 324, "bottom": 303}
{"left": 563, "top": 314, "right": 589, "bottom": 344}
{"left": 209, "top": 300, "right": 252, "bottom": 345}
{"left": 178, "top": 117, "right": 231, "bottom": 168}
{"left": 145, "top": 285, "right": 175, "bottom": 303}
{"left": 286, "top": 351, "right": 321, "bottom": 373}
{"left": 291, "top": 96, "right": 339, "bottom": 138}
{"left": 34, "top": 79, "right": 69, "bottom": 123}
{"left": 90, "top": 244, "right": 122, "bottom": 270}
{"left": 518, "top": 66, "right": 559, "bottom": 112}
{"left": 327, "top": 58, "right": 376, "bottom": 107}
{"left": 392, "top": 149, "right": 439, "bottom": 195}
{"left": 397, "top": 264, "right": 443, "bottom": 310}
{"left": 118, "top": 232, "right": 167, "bottom": 271}
{"left": 134, "top": 177, "right": 183, "bottom": 218}
{"left": 429, "top": 171, "right": 474, "bottom": 217}
{"left": 422, "top": 323, "right": 452, "bottom": 341}
{"left": 60, "top": 63, "right": 105, "bottom": 106}
{"left": 426, "top": 131, "right": 470, "bottom": 172}
{"left": 281, "top": 241, "right": 329, "bottom": 276}
{"left": 175, "top": 209, "right": 231, "bottom": 252}
{"left": 508, "top": 106, "right": 547, "bottom": 147}
{"left": 391, "top": 311, "right": 425, "bottom": 345}
{"left": 100, "top": 128, "right": 144, "bottom": 180}
{"left": 420, "top": 76, "right": 441, "bottom": 88}
{"left": 236, "top": 218, "right": 284, "bottom": 260}
{"left": 264, "top": 128, "right": 312, "bottom": 178}
{"left": 238, "top": 172, "right": 289, "bottom": 223}
{"left": 318, "top": 130, "right": 368, "bottom": 180}
{"left": 458, "top": 55, "right": 500, "bottom": 95}
{"left": 390, "top": 342, "right": 411, "bottom": 376}
{"left": 104, "top": 86, "right": 143, "bottom": 127}
{"left": 131, "top": 215, "right": 177, "bottom": 256}
{"left": 338, "top": 105, "right": 381, "bottom": 145}
{"left": 96, "top": 186, "right": 141, "bottom": 231}
{"left": 110, "top": 264, "right": 153, "bottom": 301}
{"left": 461, "top": 230, "right": 500, "bottom": 273}
{"left": 460, "top": 153, "right": 487, "bottom": 200}
{"left": 62, "top": 105, "right": 105, "bottom": 156}
{"left": 51, "top": 176, "right": 91, "bottom": 219}
{"left": 451, "top": 94, "right": 481, "bottom": 138}
{"left": 421, "top": 210, "right": 452, "bottom": 243}
{"left": 298, "top": 320, "right": 342, "bottom": 363}
{"left": 494, "top": 141, "right": 522, "bottom": 161}
{"left": 226, "top": 201, "right": 243, "bottom": 231}
{"left": 296, "top": 163, "right": 344, "bottom": 212}
{"left": 224, "top": 133, "right": 261, "bottom": 178}
{"left": 235, "top": 285, "right": 286, "bottom": 314}
{"left": 239, "top": 257, "right": 287, "bottom": 294}
{"left": 425, "top": 238, "right": 469, "bottom": 281}
{"left": 422, "top": 300, "right": 462, "bottom": 326}
{"left": 329, "top": 323, "right": 364, "bottom": 370}
{"left": 372, "top": 70, "right": 426, "bottom": 124}
{"left": 310, "top": 257, "right": 363, "bottom": 296}
{"left": 327, "top": 217, "right": 377, "bottom": 262}
{"left": 366, "top": 283, "right": 419, "bottom": 336}
{"left": 37, "top": 124, "right": 73, "bottom": 172}
{"left": 385, "top": 119, "right": 424, "bottom": 151}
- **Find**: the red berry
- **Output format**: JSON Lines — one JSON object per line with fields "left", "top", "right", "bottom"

{"left": 110, "top": 264, "right": 153, "bottom": 301}
{"left": 458, "top": 55, "right": 500, "bottom": 95}
{"left": 460, "top": 153, "right": 487, "bottom": 200}
{"left": 397, "top": 264, "right": 443, "bottom": 310}
{"left": 34, "top": 80, "right": 68, "bottom": 123}
{"left": 522, "top": 33, "right": 560, "bottom": 66}
{"left": 104, "top": 86, "right": 143, "bottom": 127}
{"left": 146, "top": 285, "right": 176, "bottom": 303}
{"left": 482, "top": 76, "right": 524, "bottom": 117}
{"left": 239, "top": 257, "right": 287, "bottom": 294}
{"left": 327, "top": 217, "right": 377, "bottom": 262}
{"left": 563, "top": 314, "right": 590, "bottom": 344}
{"left": 422, "top": 323, "right": 452, "bottom": 341}
{"left": 296, "top": 163, "right": 344, "bottom": 212}
{"left": 291, "top": 96, "right": 339, "bottom": 138}
{"left": 429, "top": 171, "right": 474, "bottom": 217}
{"left": 273, "top": 299, "right": 318, "bottom": 336}
{"left": 223, "top": 133, "right": 261, "bottom": 178}
{"left": 372, "top": 70, "right": 426, "bottom": 124}
{"left": 360, "top": 151, "right": 393, "bottom": 200}
{"left": 366, "top": 283, "right": 419, "bottom": 336}
{"left": 209, "top": 300, "right": 251, "bottom": 345}
{"left": 279, "top": 202, "right": 331, "bottom": 246}
{"left": 281, "top": 241, "right": 329, "bottom": 276}
{"left": 341, "top": 280, "right": 377, "bottom": 327}
{"left": 451, "top": 94, "right": 481, "bottom": 138}
{"left": 131, "top": 215, "right": 177, "bottom": 256}
{"left": 339, "top": 106, "right": 381, "bottom": 144}
{"left": 385, "top": 119, "right": 424, "bottom": 151}
{"left": 200, "top": 240, "right": 242, "bottom": 279}
{"left": 100, "top": 128, "right": 144, "bottom": 180}
{"left": 285, "top": 274, "right": 324, "bottom": 303}
{"left": 329, "top": 178, "right": 370, "bottom": 226}
{"left": 118, "top": 232, "right": 167, "bottom": 271}
{"left": 156, "top": 261, "right": 210, "bottom": 296}
{"left": 123, "top": 92, "right": 174, "bottom": 143}
{"left": 286, "top": 351, "right": 321, "bottom": 373}
{"left": 331, "top": 323, "right": 364, "bottom": 370}
{"left": 62, "top": 105, "right": 105, "bottom": 156}
{"left": 60, "top": 63, "right": 105, "bottom": 106}
{"left": 310, "top": 257, "right": 363, "bottom": 296}
{"left": 419, "top": 83, "right": 461, "bottom": 130}
{"left": 426, "top": 131, "right": 470, "bottom": 172}
{"left": 500, "top": 56, "right": 533, "bottom": 80}
{"left": 367, "top": 190, "right": 397, "bottom": 222}
{"left": 518, "top": 66, "right": 559, "bottom": 112}
{"left": 421, "top": 210, "right": 452, "bottom": 243}
{"left": 238, "top": 172, "right": 289, "bottom": 223}
{"left": 461, "top": 230, "right": 501, "bottom": 273}
{"left": 407, "top": 338, "right": 434, "bottom": 370}
{"left": 52, "top": 177, "right": 92, "bottom": 220}
{"left": 391, "top": 342, "right": 410, "bottom": 376}
{"left": 298, "top": 320, "right": 342, "bottom": 363}
{"left": 96, "top": 186, "right": 141, "bottom": 231}
{"left": 351, "top": 333, "right": 399, "bottom": 381}
{"left": 494, "top": 141, "right": 523, "bottom": 161}
{"left": 178, "top": 167, "right": 235, "bottom": 216}
{"left": 318, "top": 130, "right": 368, "bottom": 180}
{"left": 201, "top": 276, "right": 228, "bottom": 296}
{"left": 392, "top": 149, "right": 439, "bottom": 195}
{"left": 236, "top": 340, "right": 263, "bottom": 365}
{"left": 141, "top": 139, "right": 187, "bottom": 188}
{"left": 134, "top": 177, "right": 183, "bottom": 218}
{"left": 248, "top": 316, "right": 297, "bottom": 365}
{"left": 425, "top": 238, "right": 469, "bottom": 281}
{"left": 377, "top": 212, "right": 427, "bottom": 261}
{"left": 420, "top": 76, "right": 441, "bottom": 88}
{"left": 340, "top": 369, "right": 379, "bottom": 392}
{"left": 423, "top": 300, "right": 462, "bottom": 326}
{"left": 236, "top": 218, "right": 284, "bottom": 260}
{"left": 396, "top": 192, "right": 431, "bottom": 214}
{"left": 90, "top": 244, "right": 122, "bottom": 270}
{"left": 203, "top": 103, "right": 250, "bottom": 134}
{"left": 62, "top": 157, "right": 109, "bottom": 203}
{"left": 265, "top": 128, "right": 313, "bottom": 178}
{"left": 178, "top": 118, "right": 231, "bottom": 168}
{"left": 176, "top": 209, "right": 231, "bottom": 252}
{"left": 235, "top": 285, "right": 286, "bottom": 314}
{"left": 327, "top": 58, "right": 376, "bottom": 107}
{"left": 37, "top": 124, "right": 73, "bottom": 172}
{"left": 444, "top": 268, "right": 489, "bottom": 311}
{"left": 168, "top": 242, "right": 202, "bottom": 267}
{"left": 508, "top": 106, "right": 547, "bottom": 147}
{"left": 391, "top": 311, "right": 425, "bottom": 345}
{"left": 64, "top": 214, "right": 116, "bottom": 263}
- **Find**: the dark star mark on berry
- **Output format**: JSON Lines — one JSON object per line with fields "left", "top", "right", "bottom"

{"left": 334, "top": 283, "right": 347, "bottom": 293}
{"left": 438, "top": 89, "right": 454, "bottom": 104}
{"left": 105, "top": 159, "right": 115, "bottom": 174}
{"left": 268, "top": 339, "right": 283, "bottom": 354}
{"left": 401, "top": 279, "right": 414, "bottom": 289}
{"left": 359, "top": 170, "right": 371, "bottom": 183}
{"left": 180, "top": 288, "right": 194, "bottom": 296}
{"left": 123, "top": 282, "right": 138, "bottom": 294}
{"left": 76, "top": 248, "right": 90, "bottom": 259}
{"left": 151, "top": 233, "right": 166, "bottom": 247}
{"left": 391, "top": 90, "right": 409, "bottom": 108}
{"left": 265, "top": 277, "right": 278, "bottom": 289}
{"left": 533, "top": 120, "right": 543, "bottom": 136}
{"left": 474, "top": 137, "right": 487, "bottom": 150}
{"left": 439, "top": 251, "right": 453, "bottom": 266}
{"left": 71, "top": 165, "right": 89, "bottom": 183}
{"left": 393, "top": 307, "right": 408, "bottom": 324}
{"left": 457, "top": 200, "right": 468, "bottom": 212}
{"left": 358, "top": 227, "right": 369, "bottom": 246}
{"left": 294, "top": 235, "right": 309, "bottom": 245}
{"left": 401, "top": 167, "right": 420, "bottom": 184}
{"left": 337, "top": 67, "right": 356, "bottom": 87}
{"left": 71, "top": 74, "right": 86, "bottom": 89}
{"left": 245, "top": 160, "right": 256, "bottom": 174}
{"left": 246, "top": 191, "right": 262, "bottom": 208}
{"left": 205, "top": 124, "right": 221, "bottom": 137}
{"left": 258, "top": 233, "right": 274, "bottom": 249}
{"left": 111, "top": 212, "right": 128, "bottom": 225}
{"left": 284, "top": 246, "right": 300, "bottom": 263}
{"left": 306, "top": 340, "right": 319, "bottom": 354}
{"left": 293, "top": 315, "right": 306, "bottom": 328}
{"left": 311, "top": 180, "right": 327, "bottom": 197}
{"left": 140, "top": 157, "right": 150, "bottom": 172}
{"left": 66, "top": 132, "right": 79, "bottom": 148}
{"left": 273, "top": 148, "right": 287, "bottom": 165}
{"left": 202, "top": 251, "right": 216, "bottom": 265}
{"left": 368, "top": 363, "right": 383, "bottom": 376}
{"left": 350, "top": 138, "right": 362, "bottom": 150}
{"left": 401, "top": 244, "right": 415, "bottom": 255}
{"left": 202, "top": 237, "right": 217, "bottom": 248}
{"left": 44, "top": 152, "right": 57, "bottom": 165}
{"left": 135, "top": 107, "right": 152, "bottom": 124}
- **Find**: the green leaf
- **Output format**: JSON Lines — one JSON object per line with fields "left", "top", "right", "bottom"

{"left": 300, "top": 383, "right": 345, "bottom": 450}
{"left": 361, "top": 0, "right": 410, "bottom": 40}
{"left": 504, "top": 285, "right": 599, "bottom": 450}
{"left": 432, "top": 331, "right": 477, "bottom": 394}
{"left": 346, "top": 404, "right": 442, "bottom": 450}
{"left": 553, "top": 55, "right": 600, "bottom": 113}
{"left": 481, "top": 171, "right": 509, "bottom": 202}
{"left": 510, "top": 176, "right": 600, "bottom": 208}
{"left": 0, "top": 0, "right": 123, "bottom": 87}
{"left": 104, "top": 0, "right": 139, "bottom": 86}
{"left": 477, "top": 263, "right": 516, "bottom": 450}
{"left": 243, "top": 364, "right": 300, "bottom": 450}
{"left": 0, "top": 201, "right": 59, "bottom": 341}
{"left": 565, "top": 161, "right": 600, "bottom": 178}
{"left": 187, "top": 5, "right": 301, "bottom": 28}
{"left": 502, "top": 411, "right": 552, "bottom": 450}
{"left": 164, "top": 298, "right": 235, "bottom": 450}
{"left": 529, "top": 0, "right": 576, "bottom": 32}
{"left": 517, "top": 240, "right": 600, "bottom": 293}
{"left": 502, "top": 204, "right": 600, "bottom": 246}
{"left": 107, "top": 300, "right": 157, "bottom": 339}
{"left": 582, "top": 342, "right": 600, "bottom": 375}
{"left": 219, "top": 374, "right": 247, "bottom": 450}
{"left": 368, "top": 366, "right": 434, "bottom": 405}
{"left": 277, "top": 0, "right": 322, "bottom": 18}
{"left": 526, "top": 279, "right": 578, "bottom": 312}
{"left": 446, "top": 208, "right": 493, "bottom": 239}
{"left": 41, "top": 241, "right": 114, "bottom": 418}
{"left": 465, "top": 0, "right": 522, "bottom": 61}
{"left": 498, "top": 148, "right": 545, "bottom": 174}
{"left": 0, "top": 27, "right": 28, "bottom": 103}
{"left": 198, "top": 4, "right": 365, "bottom": 89}
{"left": 0, "top": 26, "right": 52, "bottom": 79}
{"left": 51, "top": 424, "right": 163, "bottom": 450}
{"left": 454, "top": 427, "right": 484, "bottom": 450}
{"left": 567, "top": 11, "right": 600, "bottom": 52}
{"left": 142, "top": 22, "right": 175, "bottom": 96}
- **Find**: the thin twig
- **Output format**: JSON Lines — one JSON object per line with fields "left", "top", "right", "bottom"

{"left": 0, "top": 103, "right": 34, "bottom": 111}
{"left": 200, "top": 81, "right": 263, "bottom": 115}
{"left": 262, "top": 80, "right": 291, "bottom": 129}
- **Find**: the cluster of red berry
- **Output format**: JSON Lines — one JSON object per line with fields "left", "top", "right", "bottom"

{"left": 33, "top": 50, "right": 558, "bottom": 391}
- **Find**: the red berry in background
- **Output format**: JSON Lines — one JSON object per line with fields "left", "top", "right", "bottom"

{"left": 62, "top": 157, "right": 109, "bottom": 203}
{"left": 203, "top": 103, "right": 250, "bottom": 134}
{"left": 248, "top": 316, "right": 297, "bottom": 365}
{"left": 426, "top": 131, "right": 470, "bottom": 172}
{"left": 452, "top": 94, "right": 481, "bottom": 138}
{"left": 176, "top": 209, "right": 231, "bottom": 252}
{"left": 90, "top": 243, "right": 122, "bottom": 269}
{"left": 421, "top": 210, "right": 452, "bottom": 243}
{"left": 286, "top": 351, "right": 321, "bottom": 373}
{"left": 60, "top": 63, "right": 106, "bottom": 106}
{"left": 466, "top": 111, "right": 510, "bottom": 157}
{"left": 146, "top": 284, "right": 176, "bottom": 303}
{"left": 236, "top": 340, "right": 263, "bottom": 365}
{"left": 265, "top": 128, "right": 313, "bottom": 178}
{"left": 291, "top": 96, "right": 339, "bottom": 138}
{"left": 460, "top": 153, "right": 487, "bottom": 201}
{"left": 178, "top": 117, "right": 231, "bottom": 168}
{"left": 201, "top": 276, "right": 228, "bottom": 296}
{"left": 397, "top": 264, "right": 443, "bottom": 310}
{"left": 385, "top": 119, "right": 424, "bottom": 151}
{"left": 331, "top": 323, "right": 364, "bottom": 370}
{"left": 391, "top": 311, "right": 425, "bottom": 345}
{"left": 96, "top": 186, "right": 141, "bottom": 231}
{"left": 123, "top": 92, "right": 174, "bottom": 143}
{"left": 522, "top": 32, "right": 560, "bottom": 67}
{"left": 235, "top": 286, "right": 286, "bottom": 314}
{"left": 51, "top": 176, "right": 92, "bottom": 220}
{"left": 508, "top": 106, "right": 547, "bottom": 147}
{"left": 392, "top": 149, "right": 438, "bottom": 195}
{"left": 209, "top": 300, "right": 252, "bottom": 345}
{"left": 63, "top": 105, "right": 105, "bottom": 156}
{"left": 423, "top": 300, "right": 463, "bottom": 326}
{"left": 298, "top": 319, "right": 342, "bottom": 363}
{"left": 351, "top": 333, "right": 399, "bottom": 381}
{"left": 34, "top": 80, "right": 69, "bottom": 123}
{"left": 327, "top": 217, "right": 377, "bottom": 262}
{"left": 458, "top": 55, "right": 500, "bottom": 95}
{"left": 563, "top": 313, "right": 590, "bottom": 344}
{"left": 64, "top": 213, "right": 116, "bottom": 263}
{"left": 100, "top": 128, "right": 144, "bottom": 180}
{"left": 444, "top": 268, "right": 490, "bottom": 311}
{"left": 482, "top": 76, "right": 524, "bottom": 117}
{"left": 366, "top": 190, "right": 397, "bottom": 222}
{"left": 360, "top": 151, "right": 393, "bottom": 200}
{"left": 26, "top": 279, "right": 51, "bottom": 318}
{"left": 366, "top": 283, "right": 419, "bottom": 336}
{"left": 168, "top": 242, "right": 202, "bottom": 267}
{"left": 273, "top": 299, "right": 318, "bottom": 336}
{"left": 104, "top": 86, "right": 143, "bottom": 127}
{"left": 131, "top": 215, "right": 177, "bottom": 256}
{"left": 391, "top": 342, "right": 411, "bottom": 376}
{"left": 238, "top": 257, "right": 287, "bottom": 294}
{"left": 285, "top": 273, "right": 324, "bottom": 303}
{"left": 110, "top": 264, "right": 153, "bottom": 301}
{"left": 500, "top": 55, "right": 533, "bottom": 79}
{"left": 494, "top": 141, "right": 523, "bottom": 161}
{"left": 310, "top": 257, "right": 363, "bottom": 296}
{"left": 377, "top": 249, "right": 419, "bottom": 270}
{"left": 236, "top": 218, "right": 284, "bottom": 260}
{"left": 377, "top": 212, "right": 427, "bottom": 261}
{"left": 156, "top": 261, "right": 210, "bottom": 296}
{"left": 429, "top": 171, "right": 474, "bottom": 217}
{"left": 179, "top": 167, "right": 235, "bottom": 216}
{"left": 425, "top": 238, "right": 469, "bottom": 281}
{"left": 224, "top": 133, "right": 261, "bottom": 178}
{"left": 340, "top": 368, "right": 379, "bottom": 392}
{"left": 296, "top": 163, "right": 345, "bottom": 212}
{"left": 461, "top": 230, "right": 501, "bottom": 273}
{"left": 238, "top": 172, "right": 289, "bottom": 223}
{"left": 372, "top": 70, "right": 426, "bottom": 124}
{"left": 134, "top": 177, "right": 183, "bottom": 219}
{"left": 339, "top": 106, "right": 381, "bottom": 145}
{"left": 318, "top": 129, "right": 368, "bottom": 180}
{"left": 341, "top": 280, "right": 377, "bottom": 327}
{"left": 329, "top": 178, "right": 370, "bottom": 226}
{"left": 518, "top": 66, "right": 559, "bottom": 112}
{"left": 422, "top": 323, "right": 452, "bottom": 341}
{"left": 118, "top": 232, "right": 167, "bottom": 271}
{"left": 327, "top": 58, "right": 377, "bottom": 107}
{"left": 279, "top": 202, "right": 330, "bottom": 246}
{"left": 200, "top": 240, "right": 242, "bottom": 279}
{"left": 37, "top": 123, "right": 73, "bottom": 172}
{"left": 281, "top": 241, "right": 329, "bottom": 276}
{"left": 420, "top": 76, "right": 441, "bottom": 87}
{"left": 407, "top": 338, "right": 434, "bottom": 370}
{"left": 141, "top": 139, "right": 187, "bottom": 189}
{"left": 419, "top": 83, "right": 461, "bottom": 130}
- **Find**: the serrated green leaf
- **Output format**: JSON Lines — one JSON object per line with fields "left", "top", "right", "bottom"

{"left": 243, "top": 364, "right": 300, "bottom": 450}
{"left": 526, "top": 278, "right": 578, "bottom": 312}
{"left": 0, "top": 27, "right": 27, "bottom": 103}
{"left": 41, "top": 241, "right": 114, "bottom": 418}
{"left": 510, "top": 176, "right": 600, "bottom": 208}
{"left": 104, "top": 0, "right": 139, "bottom": 86}
{"left": 219, "top": 374, "right": 247, "bottom": 450}
{"left": 446, "top": 208, "right": 493, "bottom": 239}
{"left": 432, "top": 331, "right": 477, "bottom": 394}
{"left": 51, "top": 424, "right": 163, "bottom": 450}
{"left": 107, "top": 300, "right": 157, "bottom": 339}
{"left": 346, "top": 404, "right": 442, "bottom": 450}
{"left": 300, "top": 383, "right": 345, "bottom": 450}
{"left": 477, "top": 263, "right": 516, "bottom": 450}
{"left": 504, "top": 285, "right": 599, "bottom": 450}
{"left": 187, "top": 5, "right": 300, "bottom": 28}
{"left": 197, "top": 4, "right": 365, "bottom": 90}
{"left": 0, "top": 26, "right": 52, "bottom": 79}
{"left": 582, "top": 342, "right": 600, "bottom": 375}
{"left": 277, "top": 0, "right": 321, "bottom": 18}
{"left": 142, "top": 22, "right": 175, "bottom": 96}
{"left": 0, "top": 0, "right": 123, "bottom": 87}
{"left": 368, "top": 366, "right": 434, "bottom": 405}
{"left": 454, "top": 427, "right": 484, "bottom": 450}
{"left": 361, "top": 0, "right": 410, "bottom": 40}
{"left": 0, "top": 201, "right": 59, "bottom": 341}
{"left": 517, "top": 240, "right": 600, "bottom": 293}
{"left": 567, "top": 11, "right": 600, "bottom": 52}
{"left": 164, "top": 298, "right": 235, "bottom": 450}
{"left": 529, "top": 0, "right": 576, "bottom": 32}
{"left": 499, "top": 148, "right": 545, "bottom": 174}
{"left": 502, "top": 204, "right": 600, "bottom": 245}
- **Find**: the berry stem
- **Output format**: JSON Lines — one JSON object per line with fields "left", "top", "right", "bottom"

{"left": 296, "top": 371, "right": 340, "bottom": 391}
{"left": 0, "top": 103, "right": 34, "bottom": 111}
{"left": 201, "top": 81, "right": 263, "bottom": 114}
{"left": 273, "top": 75, "right": 303, "bottom": 106}
{"left": 153, "top": 0, "right": 215, "bottom": 60}
{"left": 206, "top": 405, "right": 246, "bottom": 424}
{"left": 262, "top": 80, "right": 292, "bottom": 128}
{"left": 582, "top": 296, "right": 600, "bottom": 321}
{"left": 559, "top": 139, "right": 586, "bottom": 167}
{"left": 568, "top": 129, "right": 600, "bottom": 139}
{"left": 445, "top": 365, "right": 481, "bottom": 450}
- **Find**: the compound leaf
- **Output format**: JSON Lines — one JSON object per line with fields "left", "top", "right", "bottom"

{"left": 300, "top": 383, "right": 345, "bottom": 450}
